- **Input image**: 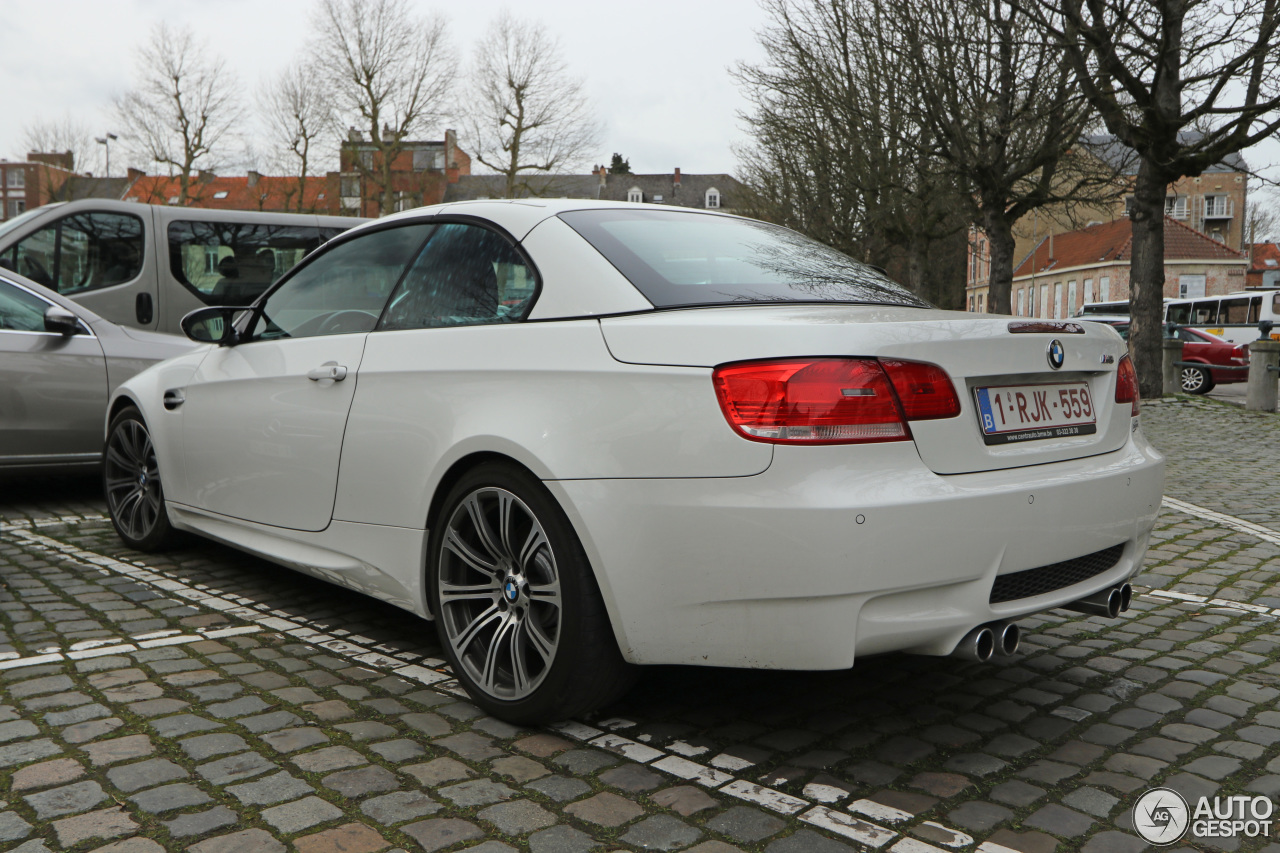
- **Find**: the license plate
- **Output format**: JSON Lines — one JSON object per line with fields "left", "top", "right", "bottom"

{"left": 975, "top": 382, "right": 1097, "bottom": 445}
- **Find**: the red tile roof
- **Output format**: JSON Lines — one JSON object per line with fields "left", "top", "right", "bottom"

{"left": 1013, "top": 216, "right": 1246, "bottom": 279}
{"left": 124, "top": 174, "right": 331, "bottom": 212}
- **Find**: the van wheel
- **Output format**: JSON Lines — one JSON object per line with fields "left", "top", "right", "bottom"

{"left": 428, "top": 462, "right": 635, "bottom": 724}
{"left": 104, "top": 407, "right": 178, "bottom": 551}
{"left": 1180, "top": 365, "right": 1212, "bottom": 394}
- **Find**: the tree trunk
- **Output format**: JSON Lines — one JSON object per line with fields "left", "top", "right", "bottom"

{"left": 1128, "top": 157, "right": 1168, "bottom": 398}
{"left": 982, "top": 206, "right": 1017, "bottom": 315}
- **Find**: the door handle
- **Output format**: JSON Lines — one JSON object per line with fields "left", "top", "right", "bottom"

{"left": 163, "top": 389, "right": 185, "bottom": 410}
{"left": 307, "top": 363, "right": 348, "bottom": 382}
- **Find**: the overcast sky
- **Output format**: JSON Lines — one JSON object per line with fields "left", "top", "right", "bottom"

{"left": 0, "top": 0, "right": 767, "bottom": 177}
{"left": 1, "top": 0, "right": 1277, "bottom": 196}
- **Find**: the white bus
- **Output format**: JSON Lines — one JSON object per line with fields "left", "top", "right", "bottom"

{"left": 1164, "top": 290, "right": 1280, "bottom": 345}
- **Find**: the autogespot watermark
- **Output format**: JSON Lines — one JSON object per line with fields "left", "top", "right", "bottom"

{"left": 1133, "top": 787, "right": 1275, "bottom": 845}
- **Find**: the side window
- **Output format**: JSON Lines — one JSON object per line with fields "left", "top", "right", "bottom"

{"left": 251, "top": 224, "right": 433, "bottom": 341}
{"left": 12, "top": 225, "right": 57, "bottom": 287}
{"left": 379, "top": 223, "right": 537, "bottom": 332}
{"left": 169, "top": 221, "right": 342, "bottom": 306}
{"left": 1222, "top": 297, "right": 1251, "bottom": 324}
{"left": 1192, "top": 300, "right": 1218, "bottom": 324}
{"left": 9, "top": 213, "right": 143, "bottom": 295}
{"left": 0, "top": 281, "right": 50, "bottom": 332}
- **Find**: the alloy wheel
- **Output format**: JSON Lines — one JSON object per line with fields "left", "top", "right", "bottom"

{"left": 1180, "top": 366, "right": 1208, "bottom": 394}
{"left": 437, "top": 487, "right": 562, "bottom": 700}
{"left": 105, "top": 418, "right": 163, "bottom": 542}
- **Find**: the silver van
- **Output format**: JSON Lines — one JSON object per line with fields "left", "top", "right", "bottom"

{"left": 0, "top": 200, "right": 367, "bottom": 333}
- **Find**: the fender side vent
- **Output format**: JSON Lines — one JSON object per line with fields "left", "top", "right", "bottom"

{"left": 990, "top": 544, "right": 1125, "bottom": 603}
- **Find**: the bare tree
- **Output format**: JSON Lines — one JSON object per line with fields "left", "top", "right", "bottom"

{"left": 21, "top": 116, "right": 97, "bottom": 173}
{"left": 260, "top": 62, "right": 334, "bottom": 213}
{"left": 311, "top": 0, "right": 454, "bottom": 216}
{"left": 461, "top": 12, "right": 599, "bottom": 198}
{"left": 892, "top": 0, "right": 1125, "bottom": 314}
{"left": 1247, "top": 187, "right": 1280, "bottom": 245}
{"left": 115, "top": 23, "right": 243, "bottom": 205}
{"left": 1018, "top": 0, "right": 1280, "bottom": 397}
{"left": 735, "top": 0, "right": 970, "bottom": 306}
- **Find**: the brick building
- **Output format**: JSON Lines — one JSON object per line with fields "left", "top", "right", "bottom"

{"left": 966, "top": 134, "right": 1253, "bottom": 311}
{"left": 1247, "top": 242, "right": 1280, "bottom": 290}
{"left": 0, "top": 152, "right": 77, "bottom": 221}
{"left": 444, "top": 166, "right": 744, "bottom": 211}
{"left": 967, "top": 217, "right": 1248, "bottom": 317}
{"left": 335, "top": 129, "right": 470, "bottom": 216}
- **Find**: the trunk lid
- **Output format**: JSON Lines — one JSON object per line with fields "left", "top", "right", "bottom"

{"left": 599, "top": 305, "right": 1132, "bottom": 475}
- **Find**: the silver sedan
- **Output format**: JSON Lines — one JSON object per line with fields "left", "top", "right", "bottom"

{"left": 0, "top": 270, "right": 195, "bottom": 472}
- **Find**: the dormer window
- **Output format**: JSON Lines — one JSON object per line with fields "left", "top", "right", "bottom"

{"left": 706, "top": 188, "right": 721, "bottom": 209}
{"left": 627, "top": 187, "right": 642, "bottom": 203}
{"left": 167, "top": 196, "right": 179, "bottom": 205}
{"left": 213, "top": 191, "right": 229, "bottom": 199}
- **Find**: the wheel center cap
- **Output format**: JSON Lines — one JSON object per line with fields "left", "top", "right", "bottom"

{"left": 504, "top": 580, "right": 520, "bottom": 602}
{"left": 138, "top": 473, "right": 147, "bottom": 486}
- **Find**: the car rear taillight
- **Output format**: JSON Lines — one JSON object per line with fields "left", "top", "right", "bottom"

{"left": 881, "top": 359, "right": 963, "bottom": 420}
{"left": 712, "top": 358, "right": 959, "bottom": 445}
{"left": 1115, "top": 354, "right": 1139, "bottom": 416}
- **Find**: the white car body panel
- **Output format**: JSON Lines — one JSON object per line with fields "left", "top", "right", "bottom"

{"left": 521, "top": 218, "right": 654, "bottom": 319}
{"left": 106, "top": 199, "right": 1165, "bottom": 678}
{"left": 550, "top": 435, "right": 1161, "bottom": 668}
{"left": 601, "top": 306, "right": 1131, "bottom": 474}
{"left": 332, "top": 321, "right": 772, "bottom": 529}
{"left": 179, "top": 334, "right": 368, "bottom": 531}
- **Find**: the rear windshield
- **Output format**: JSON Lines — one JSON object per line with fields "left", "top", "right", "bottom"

{"left": 558, "top": 209, "right": 928, "bottom": 309}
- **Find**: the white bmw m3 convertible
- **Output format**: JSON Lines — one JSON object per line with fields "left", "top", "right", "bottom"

{"left": 104, "top": 200, "right": 1164, "bottom": 723}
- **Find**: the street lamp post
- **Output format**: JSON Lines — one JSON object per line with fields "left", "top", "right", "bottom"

{"left": 95, "top": 133, "right": 118, "bottom": 177}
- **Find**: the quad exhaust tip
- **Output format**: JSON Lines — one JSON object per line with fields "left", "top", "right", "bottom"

{"left": 1063, "top": 582, "right": 1133, "bottom": 619}
{"left": 998, "top": 622, "right": 1020, "bottom": 656}
{"left": 953, "top": 625, "right": 996, "bottom": 662}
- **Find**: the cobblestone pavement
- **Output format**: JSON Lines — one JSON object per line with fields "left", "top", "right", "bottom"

{"left": 2, "top": 397, "right": 1280, "bottom": 853}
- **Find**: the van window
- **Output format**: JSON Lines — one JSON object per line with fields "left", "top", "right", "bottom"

{"left": 2, "top": 212, "right": 144, "bottom": 294}
{"left": 169, "top": 221, "right": 344, "bottom": 306}
{"left": 1249, "top": 295, "right": 1261, "bottom": 324}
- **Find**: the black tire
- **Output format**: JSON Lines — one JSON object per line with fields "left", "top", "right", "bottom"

{"left": 427, "top": 462, "right": 635, "bottom": 724}
{"left": 104, "top": 406, "right": 178, "bottom": 552}
{"left": 1180, "top": 365, "right": 1213, "bottom": 395}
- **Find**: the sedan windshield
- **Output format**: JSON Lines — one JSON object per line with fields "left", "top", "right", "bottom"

{"left": 558, "top": 209, "right": 930, "bottom": 309}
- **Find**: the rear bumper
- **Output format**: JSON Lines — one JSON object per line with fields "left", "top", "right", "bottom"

{"left": 547, "top": 425, "right": 1164, "bottom": 669}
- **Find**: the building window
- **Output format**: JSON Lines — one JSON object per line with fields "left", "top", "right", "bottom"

{"left": 1068, "top": 280, "right": 1077, "bottom": 315}
{"left": 977, "top": 293, "right": 984, "bottom": 312}
{"left": 1053, "top": 283, "right": 1062, "bottom": 318}
{"left": 705, "top": 188, "right": 721, "bottom": 209}
{"left": 968, "top": 295, "right": 974, "bottom": 312}
{"left": 627, "top": 187, "right": 642, "bottom": 204}
{"left": 1017, "top": 288, "right": 1025, "bottom": 316}
{"left": 213, "top": 191, "right": 229, "bottom": 200}
{"left": 1099, "top": 276, "right": 1110, "bottom": 301}
{"left": 1165, "top": 196, "right": 1187, "bottom": 218}
{"left": 340, "top": 176, "right": 360, "bottom": 198}
{"left": 1203, "top": 194, "right": 1232, "bottom": 218}
{"left": 7, "top": 199, "right": 25, "bottom": 218}
{"left": 7, "top": 169, "right": 25, "bottom": 189}
{"left": 1084, "top": 278, "right": 1093, "bottom": 304}
{"left": 167, "top": 196, "right": 179, "bottom": 205}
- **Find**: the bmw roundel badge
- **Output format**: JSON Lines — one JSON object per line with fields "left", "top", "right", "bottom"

{"left": 505, "top": 580, "right": 519, "bottom": 601}
{"left": 1047, "top": 339, "right": 1065, "bottom": 370}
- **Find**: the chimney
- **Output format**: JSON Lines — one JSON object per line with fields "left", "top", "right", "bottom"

{"left": 673, "top": 167, "right": 681, "bottom": 187}
{"left": 598, "top": 164, "right": 607, "bottom": 187}
{"left": 445, "top": 129, "right": 457, "bottom": 167}
{"left": 247, "top": 170, "right": 261, "bottom": 188}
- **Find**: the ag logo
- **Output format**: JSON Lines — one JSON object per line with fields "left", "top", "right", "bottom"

{"left": 1133, "top": 787, "right": 1189, "bottom": 845}
{"left": 1046, "top": 339, "right": 1065, "bottom": 370}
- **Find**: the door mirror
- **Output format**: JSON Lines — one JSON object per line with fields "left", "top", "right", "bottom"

{"left": 43, "top": 304, "right": 84, "bottom": 336}
{"left": 181, "top": 306, "right": 244, "bottom": 345}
